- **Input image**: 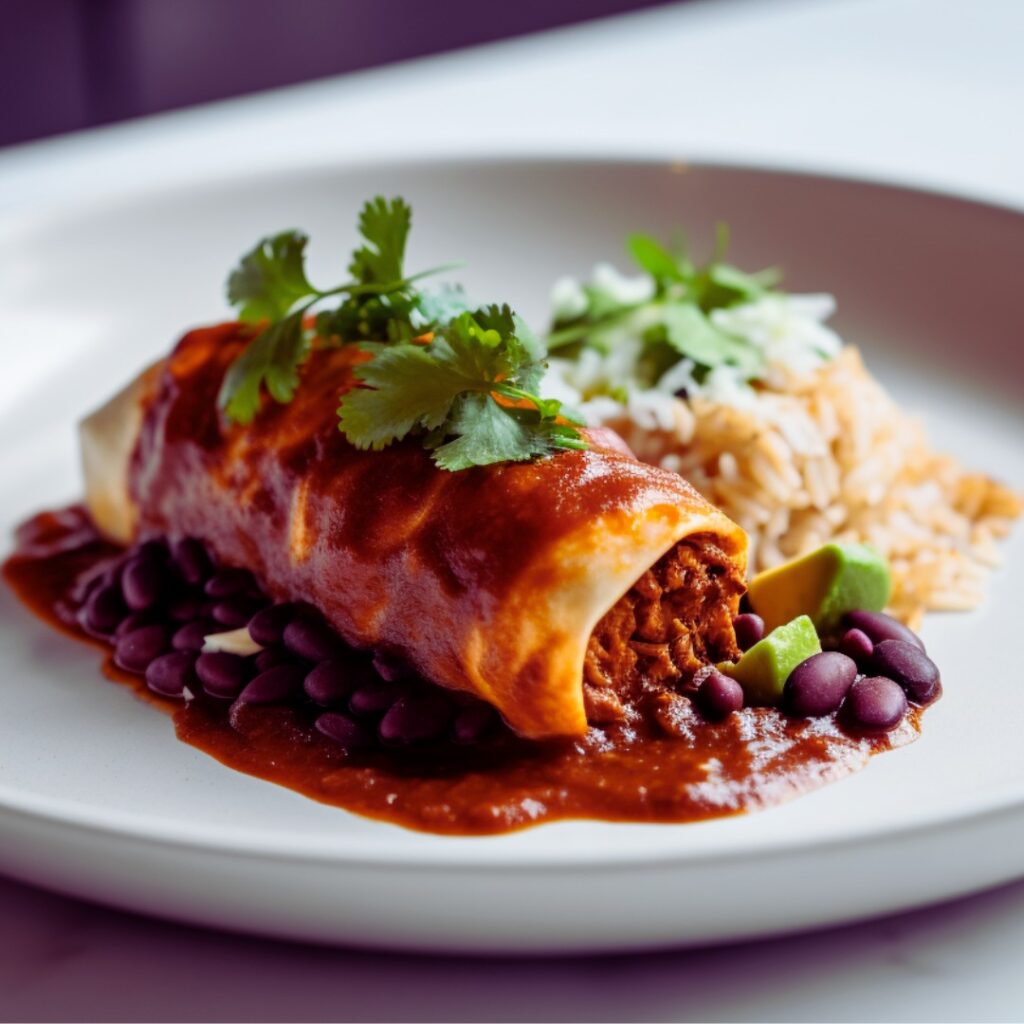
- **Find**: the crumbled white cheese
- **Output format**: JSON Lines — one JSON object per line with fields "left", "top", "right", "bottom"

{"left": 202, "top": 626, "right": 263, "bottom": 656}
{"left": 549, "top": 275, "right": 589, "bottom": 321}
{"left": 710, "top": 293, "right": 842, "bottom": 385}
{"left": 543, "top": 289, "right": 843, "bottom": 431}
{"left": 591, "top": 262, "right": 655, "bottom": 306}
{"left": 622, "top": 390, "right": 679, "bottom": 432}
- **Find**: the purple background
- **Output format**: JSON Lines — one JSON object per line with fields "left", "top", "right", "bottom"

{"left": 0, "top": 0, "right": 674, "bottom": 149}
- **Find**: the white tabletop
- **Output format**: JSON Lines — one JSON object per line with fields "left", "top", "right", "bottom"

{"left": 2, "top": 0, "right": 1023, "bottom": 1019}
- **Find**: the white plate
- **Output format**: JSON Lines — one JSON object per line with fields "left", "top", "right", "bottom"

{"left": 0, "top": 158, "right": 1022, "bottom": 954}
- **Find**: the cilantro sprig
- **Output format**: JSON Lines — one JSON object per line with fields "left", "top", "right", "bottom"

{"left": 219, "top": 196, "right": 587, "bottom": 470}
{"left": 219, "top": 197, "right": 457, "bottom": 425}
{"left": 338, "top": 305, "right": 586, "bottom": 471}
{"left": 548, "top": 226, "right": 780, "bottom": 388}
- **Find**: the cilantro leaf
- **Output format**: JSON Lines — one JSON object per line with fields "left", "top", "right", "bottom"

{"left": 317, "top": 290, "right": 422, "bottom": 345}
{"left": 348, "top": 196, "right": 411, "bottom": 286}
{"left": 469, "top": 303, "right": 516, "bottom": 337}
{"left": 339, "top": 306, "right": 587, "bottom": 469}
{"left": 548, "top": 223, "right": 779, "bottom": 391}
{"left": 227, "top": 231, "right": 314, "bottom": 322}
{"left": 702, "top": 263, "right": 781, "bottom": 309}
{"left": 654, "top": 303, "right": 760, "bottom": 372}
{"left": 218, "top": 312, "right": 308, "bottom": 424}
{"left": 413, "top": 284, "right": 471, "bottom": 327}
{"left": 336, "top": 341, "right": 469, "bottom": 449}
{"left": 431, "top": 393, "right": 580, "bottom": 471}
{"left": 316, "top": 197, "right": 450, "bottom": 344}
{"left": 222, "top": 196, "right": 459, "bottom": 424}
{"left": 221, "top": 197, "right": 581, "bottom": 472}
{"left": 338, "top": 307, "right": 534, "bottom": 452}
{"left": 627, "top": 233, "right": 683, "bottom": 287}
{"left": 442, "top": 306, "right": 519, "bottom": 379}
{"left": 508, "top": 313, "right": 547, "bottom": 392}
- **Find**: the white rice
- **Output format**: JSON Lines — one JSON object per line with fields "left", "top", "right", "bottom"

{"left": 547, "top": 298, "right": 1021, "bottom": 628}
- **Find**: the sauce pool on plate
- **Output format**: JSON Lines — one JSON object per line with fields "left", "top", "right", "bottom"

{"left": 3, "top": 506, "right": 920, "bottom": 835}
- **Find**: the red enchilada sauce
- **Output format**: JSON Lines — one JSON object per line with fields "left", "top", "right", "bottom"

{"left": 3, "top": 507, "right": 919, "bottom": 835}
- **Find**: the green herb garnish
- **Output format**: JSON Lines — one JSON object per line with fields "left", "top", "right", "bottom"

{"left": 547, "top": 226, "right": 780, "bottom": 387}
{"left": 219, "top": 197, "right": 586, "bottom": 470}
{"left": 219, "top": 197, "right": 455, "bottom": 425}
{"left": 338, "top": 305, "right": 586, "bottom": 471}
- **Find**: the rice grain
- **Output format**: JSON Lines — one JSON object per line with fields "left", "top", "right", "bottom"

{"left": 606, "top": 347, "right": 1021, "bottom": 624}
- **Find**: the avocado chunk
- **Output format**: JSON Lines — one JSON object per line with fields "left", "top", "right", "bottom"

{"left": 720, "top": 615, "right": 821, "bottom": 705}
{"left": 747, "top": 543, "right": 891, "bottom": 635}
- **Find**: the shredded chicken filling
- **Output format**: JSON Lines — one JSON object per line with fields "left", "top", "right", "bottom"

{"left": 583, "top": 534, "right": 744, "bottom": 725}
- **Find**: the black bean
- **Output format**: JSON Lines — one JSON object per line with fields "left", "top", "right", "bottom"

{"left": 283, "top": 618, "right": 343, "bottom": 662}
{"left": 237, "top": 664, "right": 305, "bottom": 705}
{"left": 77, "top": 614, "right": 109, "bottom": 642}
{"left": 83, "top": 582, "right": 126, "bottom": 635}
{"left": 349, "top": 682, "right": 405, "bottom": 717}
{"left": 289, "top": 600, "right": 322, "bottom": 623}
{"left": 115, "top": 610, "right": 160, "bottom": 639}
{"left": 114, "top": 624, "right": 171, "bottom": 674}
{"left": 172, "top": 537, "right": 212, "bottom": 585}
{"left": 732, "top": 613, "right": 765, "bottom": 652}
{"left": 844, "top": 675, "right": 908, "bottom": 732}
{"left": 451, "top": 704, "right": 499, "bottom": 745}
{"left": 145, "top": 651, "right": 197, "bottom": 699}
{"left": 304, "top": 658, "right": 362, "bottom": 707}
{"left": 783, "top": 651, "right": 858, "bottom": 718}
{"left": 196, "top": 651, "right": 251, "bottom": 699}
{"left": 100, "top": 559, "right": 127, "bottom": 589}
{"left": 372, "top": 652, "right": 413, "bottom": 682}
{"left": 253, "top": 647, "right": 293, "bottom": 673}
{"left": 136, "top": 538, "right": 168, "bottom": 563}
{"left": 73, "top": 568, "right": 106, "bottom": 606}
{"left": 121, "top": 555, "right": 166, "bottom": 612}
{"left": 844, "top": 610, "right": 925, "bottom": 652}
{"left": 697, "top": 669, "right": 744, "bottom": 720}
{"left": 839, "top": 627, "right": 874, "bottom": 667}
{"left": 871, "top": 639, "right": 942, "bottom": 705}
{"left": 380, "top": 694, "right": 454, "bottom": 745}
{"left": 211, "top": 595, "right": 266, "bottom": 628}
{"left": 167, "top": 592, "right": 211, "bottom": 622}
{"left": 247, "top": 603, "right": 296, "bottom": 647}
{"left": 171, "top": 618, "right": 214, "bottom": 652}
{"left": 204, "top": 567, "right": 255, "bottom": 599}
{"left": 315, "top": 712, "right": 374, "bottom": 752}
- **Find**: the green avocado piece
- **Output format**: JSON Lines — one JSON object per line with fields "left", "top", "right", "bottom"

{"left": 720, "top": 615, "right": 821, "bottom": 705}
{"left": 747, "top": 542, "right": 891, "bottom": 635}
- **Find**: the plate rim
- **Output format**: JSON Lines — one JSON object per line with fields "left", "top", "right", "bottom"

{"left": 3, "top": 150, "right": 1024, "bottom": 243}
{"left": 2, "top": 152, "right": 1023, "bottom": 871}
{"left": 1, "top": 761, "right": 1024, "bottom": 870}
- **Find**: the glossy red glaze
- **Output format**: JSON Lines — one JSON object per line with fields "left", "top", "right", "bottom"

{"left": 126, "top": 324, "right": 746, "bottom": 738}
